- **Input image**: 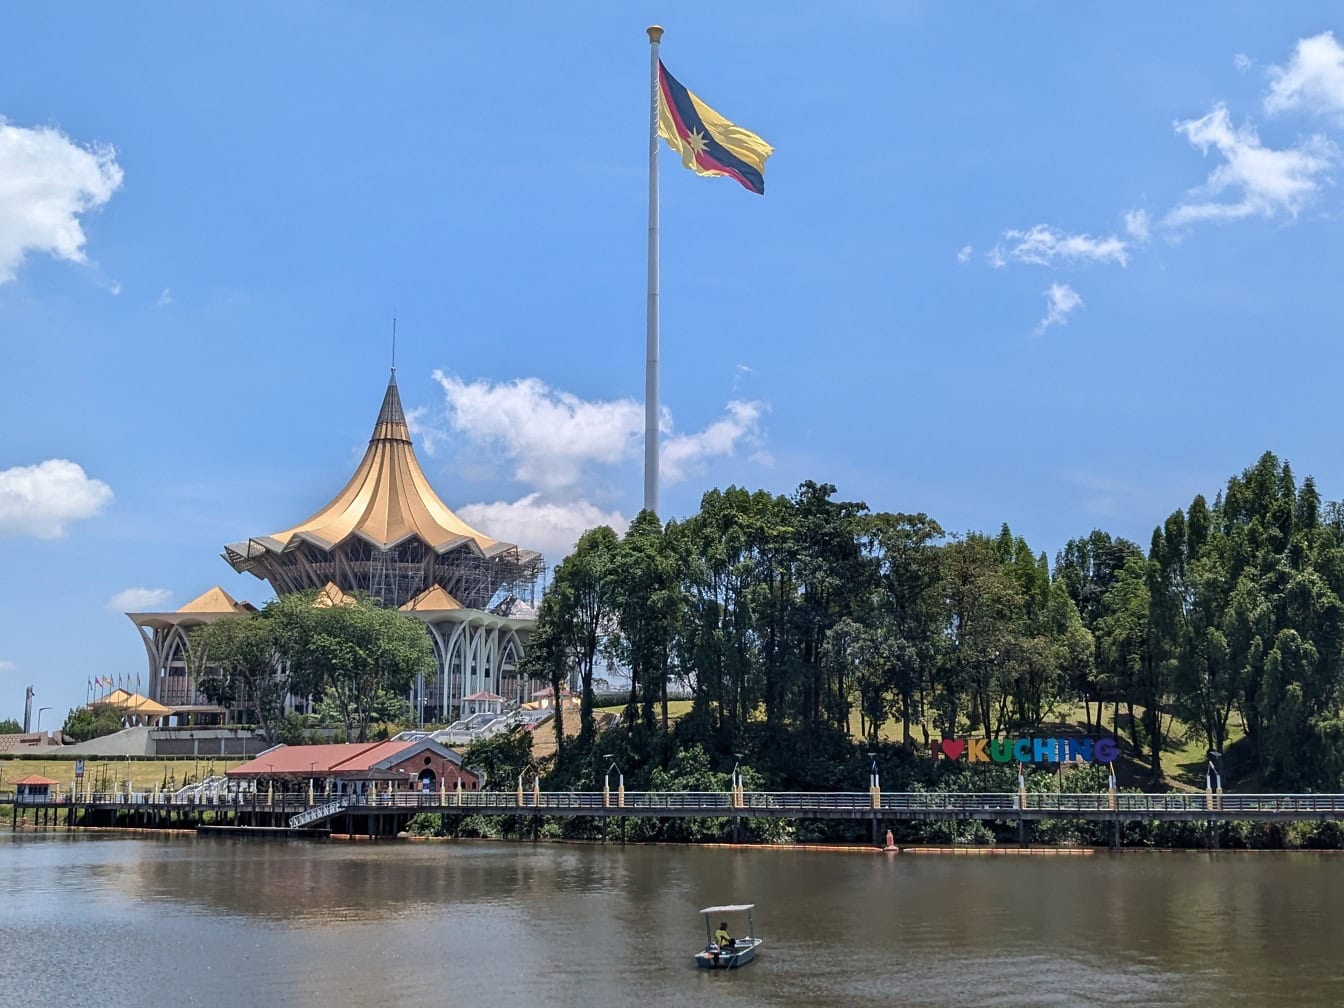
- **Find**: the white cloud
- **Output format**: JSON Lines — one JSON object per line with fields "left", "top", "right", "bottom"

{"left": 1265, "top": 31, "right": 1344, "bottom": 120}
{"left": 1033, "top": 283, "right": 1083, "bottom": 336}
{"left": 1123, "top": 209, "right": 1150, "bottom": 241}
{"left": 458, "top": 494, "right": 629, "bottom": 562}
{"left": 1234, "top": 53, "right": 1254, "bottom": 74}
{"left": 1166, "top": 104, "right": 1336, "bottom": 225}
{"left": 986, "top": 245, "right": 1006, "bottom": 269}
{"left": 108, "top": 587, "right": 172, "bottom": 612}
{"left": 1000, "top": 225, "right": 1128, "bottom": 266}
{"left": 0, "top": 659, "right": 14, "bottom": 673}
{"left": 956, "top": 243, "right": 973, "bottom": 263}
{"left": 0, "top": 459, "right": 113, "bottom": 538}
{"left": 663, "top": 401, "right": 766, "bottom": 484}
{"left": 430, "top": 373, "right": 641, "bottom": 492}
{"left": 426, "top": 372, "right": 766, "bottom": 493}
{"left": 0, "top": 118, "right": 124, "bottom": 284}
{"left": 156, "top": 288, "right": 173, "bottom": 306}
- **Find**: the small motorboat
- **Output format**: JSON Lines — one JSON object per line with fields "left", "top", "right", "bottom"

{"left": 694, "top": 903, "right": 764, "bottom": 969}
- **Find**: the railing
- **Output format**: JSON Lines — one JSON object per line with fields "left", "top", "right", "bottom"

{"left": 16, "top": 789, "right": 1344, "bottom": 817}
{"left": 290, "top": 796, "right": 353, "bottom": 828}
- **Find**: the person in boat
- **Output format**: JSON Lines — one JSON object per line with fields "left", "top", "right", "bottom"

{"left": 713, "top": 921, "right": 734, "bottom": 958}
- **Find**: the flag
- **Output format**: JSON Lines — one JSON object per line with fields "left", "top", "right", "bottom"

{"left": 657, "top": 60, "right": 773, "bottom": 194}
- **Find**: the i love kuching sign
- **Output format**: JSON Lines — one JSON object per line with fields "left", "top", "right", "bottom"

{"left": 932, "top": 737, "right": 1120, "bottom": 764}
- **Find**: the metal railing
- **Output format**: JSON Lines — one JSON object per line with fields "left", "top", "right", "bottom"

{"left": 16, "top": 789, "right": 1344, "bottom": 817}
{"left": 290, "top": 796, "right": 353, "bottom": 827}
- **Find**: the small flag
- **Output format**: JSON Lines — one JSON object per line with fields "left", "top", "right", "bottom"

{"left": 657, "top": 60, "right": 773, "bottom": 194}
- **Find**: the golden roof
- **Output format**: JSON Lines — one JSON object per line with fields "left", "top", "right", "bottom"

{"left": 400, "top": 585, "right": 463, "bottom": 612}
{"left": 234, "top": 376, "right": 517, "bottom": 557}
{"left": 313, "top": 582, "right": 357, "bottom": 608}
{"left": 177, "top": 586, "right": 247, "bottom": 614}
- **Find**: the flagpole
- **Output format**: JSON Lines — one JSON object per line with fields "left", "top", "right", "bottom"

{"left": 644, "top": 25, "right": 663, "bottom": 516}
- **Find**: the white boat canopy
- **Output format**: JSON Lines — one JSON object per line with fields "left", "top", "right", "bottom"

{"left": 699, "top": 904, "right": 755, "bottom": 914}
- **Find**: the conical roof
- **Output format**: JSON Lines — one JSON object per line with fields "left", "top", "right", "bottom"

{"left": 177, "top": 586, "right": 246, "bottom": 614}
{"left": 236, "top": 374, "right": 516, "bottom": 557}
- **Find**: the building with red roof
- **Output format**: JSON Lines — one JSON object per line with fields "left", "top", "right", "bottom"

{"left": 226, "top": 737, "right": 483, "bottom": 795}
{"left": 13, "top": 774, "right": 61, "bottom": 801}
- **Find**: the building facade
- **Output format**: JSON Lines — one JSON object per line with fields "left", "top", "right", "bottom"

{"left": 128, "top": 373, "right": 546, "bottom": 725}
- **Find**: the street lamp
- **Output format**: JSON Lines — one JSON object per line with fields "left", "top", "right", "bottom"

{"left": 602, "top": 753, "right": 623, "bottom": 808}
{"left": 36, "top": 707, "right": 52, "bottom": 733}
{"left": 731, "top": 752, "right": 743, "bottom": 807}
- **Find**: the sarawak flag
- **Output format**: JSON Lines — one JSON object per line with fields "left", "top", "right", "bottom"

{"left": 657, "top": 61, "right": 773, "bottom": 194}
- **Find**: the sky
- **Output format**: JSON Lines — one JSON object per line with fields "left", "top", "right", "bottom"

{"left": 3, "top": 4, "right": 1344, "bottom": 723}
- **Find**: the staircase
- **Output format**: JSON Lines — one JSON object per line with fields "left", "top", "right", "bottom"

{"left": 289, "top": 796, "right": 353, "bottom": 828}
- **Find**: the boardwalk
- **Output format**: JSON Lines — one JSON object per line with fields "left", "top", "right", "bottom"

{"left": 10, "top": 788, "right": 1344, "bottom": 844}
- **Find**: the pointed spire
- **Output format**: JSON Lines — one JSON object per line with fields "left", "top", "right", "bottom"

{"left": 370, "top": 371, "right": 411, "bottom": 443}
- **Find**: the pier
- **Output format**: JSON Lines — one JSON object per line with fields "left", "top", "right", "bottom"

{"left": 9, "top": 788, "right": 1344, "bottom": 845}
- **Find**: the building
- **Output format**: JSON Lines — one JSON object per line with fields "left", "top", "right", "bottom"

{"left": 226, "top": 738, "right": 483, "bottom": 795}
{"left": 128, "top": 372, "right": 547, "bottom": 725}
{"left": 13, "top": 775, "right": 60, "bottom": 801}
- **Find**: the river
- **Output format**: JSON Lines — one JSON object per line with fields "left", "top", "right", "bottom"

{"left": 1, "top": 833, "right": 1339, "bottom": 1007}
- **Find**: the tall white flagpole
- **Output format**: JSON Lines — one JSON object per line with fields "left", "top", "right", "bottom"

{"left": 644, "top": 25, "right": 663, "bottom": 516}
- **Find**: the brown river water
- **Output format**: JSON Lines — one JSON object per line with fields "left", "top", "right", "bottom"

{"left": 2, "top": 833, "right": 1342, "bottom": 1007}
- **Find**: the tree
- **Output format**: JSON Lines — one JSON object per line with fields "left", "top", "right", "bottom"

{"left": 190, "top": 613, "right": 288, "bottom": 743}
{"left": 61, "top": 706, "right": 124, "bottom": 742}
{"left": 0, "top": 718, "right": 20, "bottom": 734}
{"left": 282, "top": 593, "right": 436, "bottom": 742}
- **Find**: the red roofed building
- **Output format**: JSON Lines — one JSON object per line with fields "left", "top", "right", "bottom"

{"left": 14, "top": 774, "right": 61, "bottom": 801}
{"left": 227, "top": 738, "right": 483, "bottom": 796}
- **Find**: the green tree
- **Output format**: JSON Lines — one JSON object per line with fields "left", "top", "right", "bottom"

{"left": 273, "top": 591, "right": 435, "bottom": 742}
{"left": 189, "top": 613, "right": 288, "bottom": 742}
{"left": 0, "top": 718, "right": 21, "bottom": 734}
{"left": 61, "top": 706, "right": 124, "bottom": 742}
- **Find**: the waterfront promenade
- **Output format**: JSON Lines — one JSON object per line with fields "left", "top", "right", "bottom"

{"left": 9, "top": 786, "right": 1344, "bottom": 845}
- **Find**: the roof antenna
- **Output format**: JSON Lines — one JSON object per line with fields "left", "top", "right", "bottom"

{"left": 391, "top": 315, "right": 397, "bottom": 377}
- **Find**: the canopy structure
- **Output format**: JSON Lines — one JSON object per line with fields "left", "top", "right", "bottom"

{"left": 699, "top": 904, "right": 756, "bottom": 914}
{"left": 223, "top": 373, "right": 542, "bottom": 610}
{"left": 90, "top": 690, "right": 171, "bottom": 723}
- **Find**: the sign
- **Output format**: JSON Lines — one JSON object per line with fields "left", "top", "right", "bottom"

{"left": 74, "top": 759, "right": 85, "bottom": 778}
{"left": 932, "top": 737, "right": 1119, "bottom": 765}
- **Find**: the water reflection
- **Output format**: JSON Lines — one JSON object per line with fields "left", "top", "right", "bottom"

{"left": 2, "top": 835, "right": 1342, "bottom": 1007}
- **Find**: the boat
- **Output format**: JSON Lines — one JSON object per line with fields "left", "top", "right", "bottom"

{"left": 694, "top": 903, "right": 764, "bottom": 969}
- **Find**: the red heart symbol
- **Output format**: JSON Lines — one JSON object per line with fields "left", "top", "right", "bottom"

{"left": 940, "top": 739, "right": 966, "bottom": 760}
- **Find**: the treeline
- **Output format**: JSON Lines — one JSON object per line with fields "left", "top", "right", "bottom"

{"left": 526, "top": 452, "right": 1344, "bottom": 792}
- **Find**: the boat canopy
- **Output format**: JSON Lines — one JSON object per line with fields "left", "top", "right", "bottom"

{"left": 699, "top": 904, "right": 755, "bottom": 914}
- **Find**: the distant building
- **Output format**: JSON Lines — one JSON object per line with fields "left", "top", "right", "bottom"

{"left": 127, "top": 373, "right": 547, "bottom": 725}
{"left": 226, "top": 738, "right": 483, "bottom": 795}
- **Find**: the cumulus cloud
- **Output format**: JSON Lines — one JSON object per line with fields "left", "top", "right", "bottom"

{"left": 1234, "top": 53, "right": 1254, "bottom": 74}
{"left": 427, "top": 372, "right": 766, "bottom": 493}
{"left": 0, "top": 118, "right": 124, "bottom": 284}
{"left": 1123, "top": 209, "right": 1150, "bottom": 241}
{"left": 1166, "top": 104, "right": 1336, "bottom": 225}
{"left": 108, "top": 587, "right": 172, "bottom": 612}
{"left": 997, "top": 225, "right": 1128, "bottom": 267}
{"left": 458, "top": 494, "right": 629, "bottom": 562}
{"left": 956, "top": 243, "right": 973, "bottom": 263}
{"left": 156, "top": 288, "right": 173, "bottom": 306}
{"left": 1033, "top": 283, "right": 1083, "bottom": 336}
{"left": 663, "top": 401, "right": 767, "bottom": 484}
{"left": 0, "top": 459, "right": 113, "bottom": 538}
{"left": 1265, "top": 31, "right": 1344, "bottom": 120}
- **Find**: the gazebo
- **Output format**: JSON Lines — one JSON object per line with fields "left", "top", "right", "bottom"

{"left": 90, "top": 689, "right": 171, "bottom": 727}
{"left": 461, "top": 691, "right": 505, "bottom": 717}
{"left": 13, "top": 775, "right": 60, "bottom": 801}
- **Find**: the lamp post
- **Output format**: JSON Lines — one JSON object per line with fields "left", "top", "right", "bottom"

{"left": 731, "top": 753, "right": 743, "bottom": 808}
{"left": 36, "top": 707, "right": 52, "bottom": 733}
{"left": 602, "top": 753, "right": 623, "bottom": 808}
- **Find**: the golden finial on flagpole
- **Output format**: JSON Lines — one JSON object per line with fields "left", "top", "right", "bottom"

{"left": 647, "top": 25, "right": 664, "bottom": 43}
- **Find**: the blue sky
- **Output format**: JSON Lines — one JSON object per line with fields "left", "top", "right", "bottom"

{"left": 3, "top": 4, "right": 1344, "bottom": 722}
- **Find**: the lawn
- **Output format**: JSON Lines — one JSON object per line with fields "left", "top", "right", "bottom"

{"left": 0, "top": 757, "right": 244, "bottom": 794}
